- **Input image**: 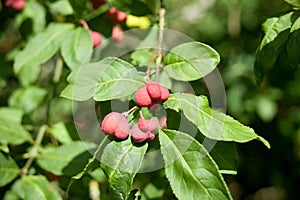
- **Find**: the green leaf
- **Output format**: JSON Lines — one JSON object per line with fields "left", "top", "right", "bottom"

{"left": 142, "top": 183, "right": 164, "bottom": 199}
{"left": 3, "top": 179, "right": 23, "bottom": 200}
{"left": 164, "top": 42, "right": 220, "bottom": 81}
{"left": 68, "top": 0, "right": 89, "bottom": 18}
{"left": 101, "top": 138, "right": 148, "bottom": 200}
{"left": 0, "top": 107, "right": 23, "bottom": 123}
{"left": 254, "top": 12, "right": 293, "bottom": 84}
{"left": 0, "top": 117, "right": 33, "bottom": 145}
{"left": 67, "top": 136, "right": 108, "bottom": 193}
{"left": 21, "top": 175, "right": 62, "bottom": 200}
{"left": 107, "top": 0, "right": 156, "bottom": 16}
{"left": 36, "top": 141, "right": 96, "bottom": 175}
{"left": 163, "top": 93, "right": 270, "bottom": 148}
{"left": 0, "top": 152, "right": 20, "bottom": 187}
{"left": 159, "top": 129, "right": 232, "bottom": 200}
{"left": 8, "top": 86, "right": 47, "bottom": 114}
{"left": 287, "top": 16, "right": 300, "bottom": 66}
{"left": 14, "top": 23, "right": 74, "bottom": 74}
{"left": 49, "top": 122, "right": 73, "bottom": 144}
{"left": 17, "top": 64, "right": 40, "bottom": 86}
{"left": 61, "top": 27, "right": 93, "bottom": 70}
{"left": 285, "top": 0, "right": 300, "bottom": 8}
{"left": 49, "top": 0, "right": 74, "bottom": 16}
{"left": 61, "top": 57, "right": 145, "bottom": 101}
{"left": 16, "top": 1, "right": 46, "bottom": 33}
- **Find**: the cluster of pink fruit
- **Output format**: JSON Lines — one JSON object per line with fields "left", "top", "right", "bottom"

{"left": 101, "top": 82, "right": 169, "bottom": 142}
{"left": 88, "top": 3, "right": 127, "bottom": 47}
{"left": 4, "top": 0, "right": 26, "bottom": 11}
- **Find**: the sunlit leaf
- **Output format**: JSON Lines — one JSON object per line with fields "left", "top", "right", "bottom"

{"left": 101, "top": 138, "right": 148, "bottom": 200}
{"left": 61, "top": 57, "right": 145, "bottom": 101}
{"left": 254, "top": 12, "right": 292, "bottom": 84}
{"left": 163, "top": 93, "right": 270, "bottom": 148}
{"left": 8, "top": 86, "right": 47, "bottom": 114}
{"left": 164, "top": 42, "right": 220, "bottom": 81}
{"left": 159, "top": 129, "right": 232, "bottom": 200}
{"left": 0, "top": 152, "right": 20, "bottom": 187}
{"left": 285, "top": 0, "right": 300, "bottom": 8}
{"left": 61, "top": 27, "right": 93, "bottom": 70}
{"left": 21, "top": 176, "right": 62, "bottom": 200}
{"left": 36, "top": 141, "right": 95, "bottom": 175}
{"left": 14, "top": 23, "right": 74, "bottom": 73}
{"left": 0, "top": 118, "right": 33, "bottom": 145}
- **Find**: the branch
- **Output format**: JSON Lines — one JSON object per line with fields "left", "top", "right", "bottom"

{"left": 21, "top": 125, "right": 48, "bottom": 176}
{"left": 155, "top": 4, "right": 166, "bottom": 81}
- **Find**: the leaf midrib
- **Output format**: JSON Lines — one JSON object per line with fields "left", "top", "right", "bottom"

{"left": 167, "top": 95, "right": 256, "bottom": 140}
{"left": 16, "top": 24, "right": 71, "bottom": 72}
{"left": 161, "top": 131, "right": 212, "bottom": 198}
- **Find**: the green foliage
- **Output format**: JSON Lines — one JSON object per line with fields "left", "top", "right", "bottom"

{"left": 164, "top": 42, "right": 220, "bottom": 81}
{"left": 159, "top": 129, "right": 232, "bottom": 200}
{"left": 163, "top": 93, "right": 270, "bottom": 148}
{"left": 0, "top": 152, "right": 20, "bottom": 187}
{"left": 2, "top": 0, "right": 290, "bottom": 199}
{"left": 101, "top": 138, "right": 148, "bottom": 199}
{"left": 20, "top": 176, "right": 62, "bottom": 200}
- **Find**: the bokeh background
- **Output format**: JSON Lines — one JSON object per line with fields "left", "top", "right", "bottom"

{"left": 165, "top": 0, "right": 299, "bottom": 199}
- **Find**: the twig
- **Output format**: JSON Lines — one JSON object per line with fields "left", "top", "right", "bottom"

{"left": 146, "top": 53, "right": 158, "bottom": 81}
{"left": 155, "top": 2, "right": 166, "bottom": 81}
{"left": 21, "top": 125, "right": 48, "bottom": 176}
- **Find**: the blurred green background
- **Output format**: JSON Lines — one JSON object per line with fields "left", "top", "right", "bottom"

{"left": 165, "top": 0, "right": 299, "bottom": 199}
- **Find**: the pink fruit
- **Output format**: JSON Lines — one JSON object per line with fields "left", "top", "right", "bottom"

{"left": 159, "top": 116, "right": 167, "bottom": 129}
{"left": 90, "top": 31, "right": 102, "bottom": 47}
{"left": 90, "top": 0, "right": 106, "bottom": 9}
{"left": 147, "top": 132, "right": 156, "bottom": 141}
{"left": 114, "top": 116, "right": 130, "bottom": 139}
{"left": 137, "top": 118, "right": 158, "bottom": 132}
{"left": 108, "top": 7, "right": 127, "bottom": 24}
{"left": 135, "top": 86, "right": 153, "bottom": 107}
{"left": 101, "top": 112, "right": 130, "bottom": 140}
{"left": 131, "top": 124, "right": 148, "bottom": 143}
{"left": 116, "top": 10, "right": 127, "bottom": 23}
{"left": 160, "top": 86, "right": 170, "bottom": 102}
{"left": 146, "top": 82, "right": 162, "bottom": 100}
{"left": 5, "top": 0, "right": 26, "bottom": 10}
{"left": 112, "top": 26, "right": 124, "bottom": 42}
{"left": 101, "top": 112, "right": 122, "bottom": 135}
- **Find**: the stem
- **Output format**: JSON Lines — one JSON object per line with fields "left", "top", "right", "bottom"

{"left": 53, "top": 57, "right": 63, "bottom": 83}
{"left": 146, "top": 54, "right": 158, "bottom": 81}
{"left": 155, "top": 3, "right": 166, "bottom": 81}
{"left": 123, "top": 106, "right": 138, "bottom": 117}
{"left": 80, "top": 19, "right": 89, "bottom": 30}
{"left": 21, "top": 125, "right": 48, "bottom": 176}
